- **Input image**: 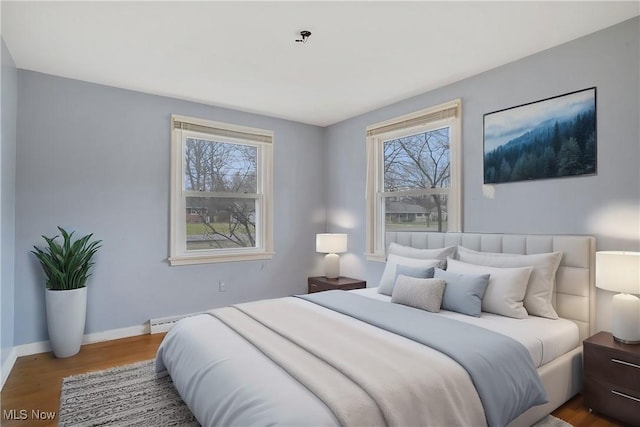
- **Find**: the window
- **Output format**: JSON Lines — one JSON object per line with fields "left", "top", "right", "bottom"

{"left": 170, "top": 115, "right": 273, "bottom": 265}
{"left": 365, "top": 100, "right": 462, "bottom": 261}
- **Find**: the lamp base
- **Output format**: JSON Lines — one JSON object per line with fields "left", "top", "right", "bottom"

{"left": 613, "top": 336, "right": 640, "bottom": 345}
{"left": 611, "top": 293, "right": 640, "bottom": 345}
{"left": 324, "top": 253, "right": 340, "bottom": 279}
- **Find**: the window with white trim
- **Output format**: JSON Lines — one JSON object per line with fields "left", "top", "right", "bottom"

{"left": 169, "top": 115, "right": 274, "bottom": 265}
{"left": 365, "top": 100, "right": 462, "bottom": 261}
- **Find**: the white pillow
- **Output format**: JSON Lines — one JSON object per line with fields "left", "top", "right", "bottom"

{"left": 457, "top": 246, "right": 562, "bottom": 319}
{"left": 388, "top": 243, "right": 457, "bottom": 268}
{"left": 378, "top": 254, "right": 441, "bottom": 296}
{"left": 446, "top": 258, "right": 533, "bottom": 319}
{"left": 391, "top": 276, "right": 446, "bottom": 313}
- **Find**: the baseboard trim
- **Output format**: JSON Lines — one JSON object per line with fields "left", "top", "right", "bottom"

{"left": 1, "top": 347, "right": 18, "bottom": 390}
{"left": 15, "top": 324, "right": 150, "bottom": 357}
{"left": 82, "top": 324, "right": 149, "bottom": 344}
{"left": 3, "top": 324, "right": 151, "bottom": 386}
{"left": 15, "top": 340, "right": 51, "bottom": 357}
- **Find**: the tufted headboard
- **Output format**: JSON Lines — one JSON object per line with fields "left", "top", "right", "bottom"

{"left": 386, "top": 232, "right": 596, "bottom": 342}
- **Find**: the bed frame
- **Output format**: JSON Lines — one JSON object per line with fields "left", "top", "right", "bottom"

{"left": 385, "top": 232, "right": 596, "bottom": 426}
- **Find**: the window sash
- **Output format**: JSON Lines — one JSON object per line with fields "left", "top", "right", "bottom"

{"left": 381, "top": 125, "right": 451, "bottom": 193}
{"left": 170, "top": 115, "right": 274, "bottom": 265}
{"left": 181, "top": 130, "right": 262, "bottom": 195}
{"left": 185, "top": 194, "right": 263, "bottom": 251}
{"left": 184, "top": 191, "right": 260, "bottom": 199}
{"left": 379, "top": 188, "right": 449, "bottom": 198}
{"left": 378, "top": 191, "right": 450, "bottom": 234}
{"left": 366, "top": 100, "right": 461, "bottom": 261}
{"left": 181, "top": 132, "right": 263, "bottom": 252}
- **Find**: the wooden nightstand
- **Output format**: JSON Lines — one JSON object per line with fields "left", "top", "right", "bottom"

{"left": 583, "top": 331, "right": 640, "bottom": 426}
{"left": 307, "top": 276, "right": 366, "bottom": 294}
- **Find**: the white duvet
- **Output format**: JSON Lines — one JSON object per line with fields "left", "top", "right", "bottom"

{"left": 155, "top": 290, "right": 578, "bottom": 426}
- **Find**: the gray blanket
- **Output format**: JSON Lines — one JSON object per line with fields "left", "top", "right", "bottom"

{"left": 297, "top": 291, "right": 548, "bottom": 427}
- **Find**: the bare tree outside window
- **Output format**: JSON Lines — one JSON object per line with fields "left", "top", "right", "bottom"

{"left": 184, "top": 138, "right": 258, "bottom": 249}
{"left": 365, "top": 100, "right": 460, "bottom": 259}
{"left": 383, "top": 127, "right": 450, "bottom": 232}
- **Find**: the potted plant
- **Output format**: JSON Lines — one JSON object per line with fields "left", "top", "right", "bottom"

{"left": 31, "top": 227, "right": 101, "bottom": 358}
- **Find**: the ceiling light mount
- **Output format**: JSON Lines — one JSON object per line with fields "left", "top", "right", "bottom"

{"left": 295, "top": 30, "right": 312, "bottom": 44}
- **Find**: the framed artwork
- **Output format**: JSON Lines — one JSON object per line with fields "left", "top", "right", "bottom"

{"left": 483, "top": 87, "right": 596, "bottom": 184}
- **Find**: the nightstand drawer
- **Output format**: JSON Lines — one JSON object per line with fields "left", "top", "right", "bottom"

{"left": 584, "top": 345, "right": 640, "bottom": 391}
{"left": 584, "top": 376, "right": 640, "bottom": 426}
{"left": 583, "top": 332, "right": 640, "bottom": 425}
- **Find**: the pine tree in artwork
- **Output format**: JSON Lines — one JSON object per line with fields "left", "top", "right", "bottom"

{"left": 557, "top": 137, "right": 582, "bottom": 176}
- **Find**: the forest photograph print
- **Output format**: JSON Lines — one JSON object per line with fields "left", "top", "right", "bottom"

{"left": 483, "top": 87, "right": 596, "bottom": 184}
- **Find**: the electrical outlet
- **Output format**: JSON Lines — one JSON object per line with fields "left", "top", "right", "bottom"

{"left": 219, "top": 281, "right": 227, "bottom": 292}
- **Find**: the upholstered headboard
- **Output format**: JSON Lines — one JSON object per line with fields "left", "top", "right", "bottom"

{"left": 386, "top": 232, "right": 596, "bottom": 342}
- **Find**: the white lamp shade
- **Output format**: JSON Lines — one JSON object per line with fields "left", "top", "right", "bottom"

{"left": 596, "top": 251, "right": 640, "bottom": 294}
{"left": 316, "top": 233, "right": 347, "bottom": 254}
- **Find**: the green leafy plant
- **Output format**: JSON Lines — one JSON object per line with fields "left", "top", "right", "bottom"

{"left": 31, "top": 227, "right": 102, "bottom": 290}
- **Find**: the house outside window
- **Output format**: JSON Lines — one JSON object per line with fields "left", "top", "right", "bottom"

{"left": 169, "top": 115, "right": 274, "bottom": 265}
{"left": 365, "top": 100, "right": 462, "bottom": 261}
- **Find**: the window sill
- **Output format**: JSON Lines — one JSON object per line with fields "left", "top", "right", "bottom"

{"left": 365, "top": 253, "right": 386, "bottom": 263}
{"left": 169, "top": 251, "right": 275, "bottom": 266}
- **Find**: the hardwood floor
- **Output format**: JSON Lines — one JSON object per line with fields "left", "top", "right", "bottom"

{"left": 1, "top": 334, "right": 165, "bottom": 427}
{"left": 552, "top": 394, "right": 627, "bottom": 427}
{"left": 0, "top": 333, "right": 628, "bottom": 427}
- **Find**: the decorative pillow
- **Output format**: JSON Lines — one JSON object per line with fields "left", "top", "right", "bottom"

{"left": 446, "top": 258, "right": 533, "bottom": 319}
{"left": 388, "top": 243, "right": 457, "bottom": 268}
{"left": 457, "top": 246, "right": 562, "bottom": 319}
{"left": 378, "top": 254, "right": 441, "bottom": 296}
{"left": 395, "top": 265, "right": 435, "bottom": 281}
{"left": 434, "top": 268, "right": 490, "bottom": 317}
{"left": 391, "top": 275, "right": 446, "bottom": 313}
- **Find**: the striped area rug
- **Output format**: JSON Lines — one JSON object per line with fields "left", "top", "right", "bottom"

{"left": 59, "top": 359, "right": 198, "bottom": 426}
{"left": 59, "top": 359, "right": 572, "bottom": 426}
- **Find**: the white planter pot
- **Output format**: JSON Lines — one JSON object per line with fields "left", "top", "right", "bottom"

{"left": 45, "top": 287, "right": 87, "bottom": 358}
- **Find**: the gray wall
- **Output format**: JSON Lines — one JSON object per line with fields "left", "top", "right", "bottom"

{"left": 325, "top": 17, "right": 640, "bottom": 332}
{"left": 1, "top": 38, "right": 17, "bottom": 366}
{"left": 14, "top": 71, "right": 326, "bottom": 345}
{"left": 9, "top": 17, "right": 640, "bottom": 346}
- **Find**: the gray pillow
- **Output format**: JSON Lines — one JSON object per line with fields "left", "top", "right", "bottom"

{"left": 446, "top": 258, "right": 532, "bottom": 319}
{"left": 434, "top": 268, "right": 490, "bottom": 317}
{"left": 395, "top": 265, "right": 435, "bottom": 281}
{"left": 390, "top": 275, "right": 446, "bottom": 313}
{"left": 377, "top": 255, "right": 441, "bottom": 296}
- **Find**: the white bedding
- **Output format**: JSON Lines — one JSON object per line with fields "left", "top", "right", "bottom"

{"left": 156, "top": 308, "right": 339, "bottom": 426}
{"left": 352, "top": 287, "right": 579, "bottom": 367}
{"left": 212, "top": 298, "right": 486, "bottom": 426}
{"left": 156, "top": 290, "right": 579, "bottom": 426}
{"left": 157, "top": 297, "right": 487, "bottom": 426}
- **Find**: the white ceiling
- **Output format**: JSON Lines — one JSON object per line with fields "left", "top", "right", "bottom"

{"left": 2, "top": 1, "right": 638, "bottom": 126}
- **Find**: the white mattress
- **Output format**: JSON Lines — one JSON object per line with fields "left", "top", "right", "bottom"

{"left": 350, "top": 287, "right": 579, "bottom": 367}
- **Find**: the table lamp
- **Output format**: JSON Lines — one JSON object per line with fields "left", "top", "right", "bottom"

{"left": 316, "top": 233, "right": 347, "bottom": 279}
{"left": 596, "top": 251, "right": 640, "bottom": 344}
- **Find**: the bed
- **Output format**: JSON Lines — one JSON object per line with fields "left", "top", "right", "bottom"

{"left": 155, "top": 232, "right": 596, "bottom": 426}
